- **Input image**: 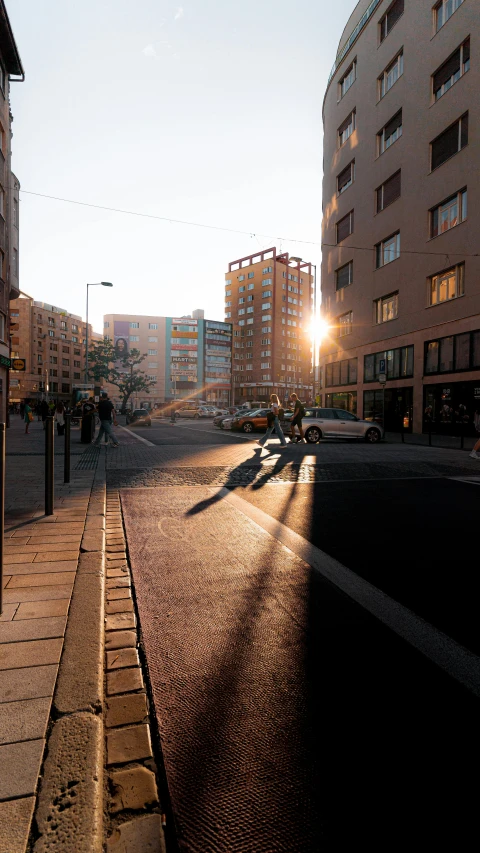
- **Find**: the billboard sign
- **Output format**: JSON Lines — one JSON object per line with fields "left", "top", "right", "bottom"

{"left": 171, "top": 356, "right": 197, "bottom": 363}
{"left": 171, "top": 344, "right": 197, "bottom": 351}
{"left": 114, "top": 321, "right": 130, "bottom": 360}
{"left": 11, "top": 358, "right": 26, "bottom": 371}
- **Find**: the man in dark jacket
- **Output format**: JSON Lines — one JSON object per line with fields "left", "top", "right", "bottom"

{"left": 93, "top": 392, "right": 119, "bottom": 448}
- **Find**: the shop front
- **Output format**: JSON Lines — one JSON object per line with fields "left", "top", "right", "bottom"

{"left": 363, "top": 387, "right": 413, "bottom": 432}
{"left": 325, "top": 391, "right": 357, "bottom": 414}
{"left": 423, "top": 380, "right": 480, "bottom": 436}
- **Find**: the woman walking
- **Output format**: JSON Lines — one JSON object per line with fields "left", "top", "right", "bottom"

{"left": 24, "top": 398, "right": 32, "bottom": 434}
{"left": 257, "top": 394, "right": 287, "bottom": 448}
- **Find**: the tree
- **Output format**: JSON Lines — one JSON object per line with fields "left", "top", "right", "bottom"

{"left": 87, "top": 340, "right": 155, "bottom": 412}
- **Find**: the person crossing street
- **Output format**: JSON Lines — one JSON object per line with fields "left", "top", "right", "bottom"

{"left": 289, "top": 393, "right": 306, "bottom": 444}
{"left": 94, "top": 391, "right": 120, "bottom": 448}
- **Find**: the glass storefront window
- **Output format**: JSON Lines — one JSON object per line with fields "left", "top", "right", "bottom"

{"left": 332, "top": 362, "right": 341, "bottom": 386}
{"left": 425, "top": 342, "right": 439, "bottom": 374}
{"left": 326, "top": 391, "right": 357, "bottom": 414}
{"left": 364, "top": 346, "right": 413, "bottom": 382}
{"left": 473, "top": 332, "right": 480, "bottom": 368}
{"left": 340, "top": 360, "right": 349, "bottom": 385}
{"left": 439, "top": 336, "right": 454, "bottom": 372}
{"left": 455, "top": 333, "right": 470, "bottom": 370}
{"left": 364, "top": 355, "right": 375, "bottom": 382}
{"left": 349, "top": 358, "right": 358, "bottom": 383}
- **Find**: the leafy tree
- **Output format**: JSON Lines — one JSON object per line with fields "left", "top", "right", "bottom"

{"left": 87, "top": 339, "right": 155, "bottom": 412}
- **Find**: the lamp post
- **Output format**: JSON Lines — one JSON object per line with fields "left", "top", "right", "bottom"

{"left": 85, "top": 282, "right": 113, "bottom": 384}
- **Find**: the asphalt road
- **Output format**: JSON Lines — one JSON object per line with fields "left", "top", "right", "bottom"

{"left": 117, "top": 419, "right": 480, "bottom": 850}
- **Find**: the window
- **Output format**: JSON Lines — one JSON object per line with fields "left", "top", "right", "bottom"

{"left": 148, "top": 336, "right": 158, "bottom": 342}
{"left": 338, "top": 311, "right": 353, "bottom": 337}
{"left": 262, "top": 290, "right": 272, "bottom": 298}
{"left": 364, "top": 346, "right": 413, "bottom": 382}
{"left": 337, "top": 160, "right": 355, "bottom": 194}
{"left": 239, "top": 320, "right": 245, "bottom": 326}
{"left": 378, "top": 110, "right": 402, "bottom": 155}
{"left": 247, "top": 294, "right": 254, "bottom": 302}
{"left": 0, "top": 186, "right": 4, "bottom": 218}
{"left": 225, "top": 279, "right": 232, "bottom": 285}
{"left": 60, "top": 321, "right": 67, "bottom": 331}
{"left": 246, "top": 363, "right": 253, "bottom": 370}
{"left": 325, "top": 358, "right": 358, "bottom": 387}
{"left": 130, "top": 335, "right": 140, "bottom": 342}
{"left": 246, "top": 329, "right": 254, "bottom": 336}
{"left": 225, "top": 290, "right": 231, "bottom": 297}
{"left": 149, "top": 323, "right": 158, "bottom": 329}
{"left": 104, "top": 321, "right": 110, "bottom": 328}
{"left": 62, "top": 371, "right": 69, "bottom": 379}
{"left": 49, "top": 330, "right": 54, "bottom": 337}
{"left": 239, "top": 285, "right": 245, "bottom": 293}
{"left": 431, "top": 113, "right": 468, "bottom": 170}
{"left": 13, "top": 197, "right": 18, "bottom": 227}
{"left": 261, "top": 374, "right": 271, "bottom": 381}
{"left": 248, "top": 283, "right": 254, "bottom": 290}
{"left": 247, "top": 306, "right": 254, "bottom": 314}
{"left": 262, "top": 326, "right": 272, "bottom": 333}
{"left": 378, "top": 51, "right": 403, "bottom": 98}
{"left": 428, "top": 263, "right": 464, "bottom": 305}
{"left": 380, "top": 0, "right": 404, "bottom": 42}
{"left": 431, "top": 189, "right": 467, "bottom": 237}
{"left": 248, "top": 272, "right": 254, "bottom": 279}
{"left": 262, "top": 302, "right": 271, "bottom": 310}
{"left": 375, "top": 292, "right": 398, "bottom": 323}
{"left": 12, "top": 248, "right": 18, "bottom": 276}
{"left": 338, "top": 60, "right": 356, "bottom": 98}
{"left": 62, "top": 358, "right": 70, "bottom": 366}
{"left": 262, "top": 314, "right": 272, "bottom": 321}
{"left": 425, "top": 328, "right": 480, "bottom": 374}
{"left": 0, "top": 63, "right": 4, "bottom": 93}
{"left": 260, "top": 362, "right": 270, "bottom": 369}
{"left": 433, "top": 39, "right": 469, "bottom": 101}
{"left": 376, "top": 171, "right": 401, "bottom": 212}
{"left": 74, "top": 360, "right": 81, "bottom": 368}
{"left": 62, "top": 384, "right": 70, "bottom": 394}
{"left": 225, "top": 301, "right": 231, "bottom": 308}
{"left": 376, "top": 232, "right": 400, "bottom": 267}
{"left": 238, "top": 309, "right": 245, "bottom": 316}
{"left": 130, "top": 322, "right": 139, "bottom": 328}
{"left": 435, "top": 0, "right": 464, "bottom": 32}
{"left": 262, "top": 279, "right": 272, "bottom": 286}
{"left": 62, "top": 346, "right": 70, "bottom": 354}
{"left": 338, "top": 110, "right": 356, "bottom": 146}
{"left": 336, "top": 210, "right": 354, "bottom": 243}
{"left": 262, "top": 266, "right": 273, "bottom": 274}
{"left": 238, "top": 275, "right": 245, "bottom": 281}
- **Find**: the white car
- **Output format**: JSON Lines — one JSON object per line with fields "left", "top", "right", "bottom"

{"left": 301, "top": 408, "right": 384, "bottom": 443}
{"left": 220, "top": 416, "right": 234, "bottom": 430}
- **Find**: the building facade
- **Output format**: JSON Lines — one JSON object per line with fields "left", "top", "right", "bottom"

{"left": 0, "top": 3, "right": 23, "bottom": 422}
{"left": 225, "top": 248, "right": 314, "bottom": 406}
{"left": 320, "top": 0, "right": 480, "bottom": 434}
{"left": 102, "top": 313, "right": 232, "bottom": 407}
{"left": 9, "top": 293, "right": 96, "bottom": 404}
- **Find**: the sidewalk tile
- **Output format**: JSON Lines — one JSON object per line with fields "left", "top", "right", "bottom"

{"left": 106, "top": 577, "right": 130, "bottom": 589}
{"left": 33, "top": 551, "right": 78, "bottom": 563}
{"left": 106, "top": 648, "right": 139, "bottom": 670}
{"left": 3, "top": 585, "right": 73, "bottom": 604}
{"left": 27, "top": 535, "right": 81, "bottom": 545}
{"left": 107, "top": 724, "right": 152, "bottom": 765}
{"left": 105, "top": 599, "right": 134, "bottom": 615}
{"left": 107, "top": 667, "right": 144, "bottom": 695}
{"left": 0, "top": 696, "right": 51, "bottom": 745}
{"left": 7, "top": 572, "right": 75, "bottom": 589}
{"left": 2, "top": 575, "right": 11, "bottom": 587}
{"left": 0, "top": 604, "right": 18, "bottom": 622}
{"left": 4, "top": 542, "right": 81, "bottom": 554}
{"left": 0, "top": 796, "right": 35, "bottom": 853}
{"left": 0, "top": 616, "right": 66, "bottom": 642}
{"left": 4, "top": 553, "right": 35, "bottom": 565}
{"left": 106, "top": 814, "right": 164, "bottom": 852}
{"left": 0, "top": 739, "right": 45, "bottom": 799}
{"left": 16, "top": 524, "right": 84, "bottom": 537}
{"left": 110, "top": 766, "right": 158, "bottom": 813}
{"left": 107, "top": 568, "right": 128, "bottom": 578}
{"left": 106, "top": 693, "right": 148, "bottom": 728}
{"left": 4, "top": 561, "right": 77, "bottom": 575}
{"left": 0, "top": 664, "right": 57, "bottom": 703}
{"left": 14, "top": 600, "right": 70, "bottom": 620}
{"left": 105, "top": 630, "right": 136, "bottom": 650}
{"left": 0, "top": 638, "right": 63, "bottom": 670}
{"left": 105, "top": 612, "right": 136, "bottom": 631}
{"left": 107, "top": 588, "right": 131, "bottom": 601}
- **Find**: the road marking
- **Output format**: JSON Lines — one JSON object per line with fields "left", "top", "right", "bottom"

{"left": 213, "top": 486, "right": 480, "bottom": 698}
{"left": 448, "top": 475, "right": 480, "bottom": 485}
{"left": 117, "top": 425, "right": 155, "bottom": 447}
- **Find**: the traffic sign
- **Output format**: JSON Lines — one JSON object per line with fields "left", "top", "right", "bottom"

{"left": 379, "top": 373, "right": 387, "bottom": 384}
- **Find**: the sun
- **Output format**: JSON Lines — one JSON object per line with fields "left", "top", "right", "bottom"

{"left": 310, "top": 317, "right": 331, "bottom": 346}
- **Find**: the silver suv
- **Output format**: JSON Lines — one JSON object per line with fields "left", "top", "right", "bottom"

{"left": 301, "top": 408, "right": 384, "bottom": 443}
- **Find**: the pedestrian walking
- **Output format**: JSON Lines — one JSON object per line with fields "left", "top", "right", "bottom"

{"left": 24, "top": 398, "right": 33, "bottom": 434}
{"left": 289, "top": 393, "right": 306, "bottom": 444}
{"left": 469, "top": 406, "right": 480, "bottom": 460}
{"left": 55, "top": 401, "right": 65, "bottom": 436}
{"left": 94, "top": 391, "right": 120, "bottom": 448}
{"left": 257, "top": 394, "right": 287, "bottom": 448}
{"left": 40, "top": 399, "right": 49, "bottom": 429}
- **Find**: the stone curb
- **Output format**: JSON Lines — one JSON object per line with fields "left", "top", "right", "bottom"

{"left": 33, "top": 457, "right": 107, "bottom": 853}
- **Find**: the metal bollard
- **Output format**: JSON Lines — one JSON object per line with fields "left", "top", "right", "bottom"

{"left": 64, "top": 413, "right": 71, "bottom": 483}
{"left": 0, "top": 423, "right": 5, "bottom": 615}
{"left": 45, "top": 416, "right": 54, "bottom": 516}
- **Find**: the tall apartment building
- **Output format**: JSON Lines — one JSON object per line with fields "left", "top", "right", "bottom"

{"left": 0, "top": 3, "right": 23, "bottom": 421}
{"left": 9, "top": 293, "right": 96, "bottom": 403}
{"left": 320, "top": 0, "right": 479, "bottom": 434}
{"left": 225, "top": 248, "right": 314, "bottom": 405}
{"left": 103, "top": 313, "right": 232, "bottom": 406}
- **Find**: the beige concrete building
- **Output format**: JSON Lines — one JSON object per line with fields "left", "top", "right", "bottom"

{"left": 320, "top": 0, "right": 480, "bottom": 434}
{"left": 103, "top": 313, "right": 167, "bottom": 406}
{"left": 9, "top": 293, "right": 97, "bottom": 404}
{"left": 225, "top": 248, "right": 314, "bottom": 406}
{"left": 0, "top": 2, "right": 23, "bottom": 422}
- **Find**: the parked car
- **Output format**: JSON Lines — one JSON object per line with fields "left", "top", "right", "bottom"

{"left": 127, "top": 408, "right": 152, "bottom": 427}
{"left": 301, "top": 408, "right": 384, "bottom": 443}
{"left": 231, "top": 409, "right": 270, "bottom": 433}
{"left": 176, "top": 405, "right": 211, "bottom": 419}
{"left": 214, "top": 413, "right": 231, "bottom": 427}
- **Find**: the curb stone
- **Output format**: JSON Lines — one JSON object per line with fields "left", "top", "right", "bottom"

{"left": 32, "top": 455, "right": 106, "bottom": 853}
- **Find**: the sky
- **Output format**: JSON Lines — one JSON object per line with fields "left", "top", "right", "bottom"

{"left": 7, "top": 0, "right": 357, "bottom": 334}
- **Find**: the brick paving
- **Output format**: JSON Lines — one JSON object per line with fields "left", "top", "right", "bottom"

{"left": 1, "top": 419, "right": 96, "bottom": 853}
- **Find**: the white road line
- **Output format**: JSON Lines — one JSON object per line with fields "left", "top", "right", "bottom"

{"left": 213, "top": 486, "right": 480, "bottom": 698}
{"left": 117, "top": 425, "right": 155, "bottom": 447}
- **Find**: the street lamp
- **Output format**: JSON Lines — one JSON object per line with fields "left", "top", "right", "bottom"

{"left": 85, "top": 282, "right": 113, "bottom": 384}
